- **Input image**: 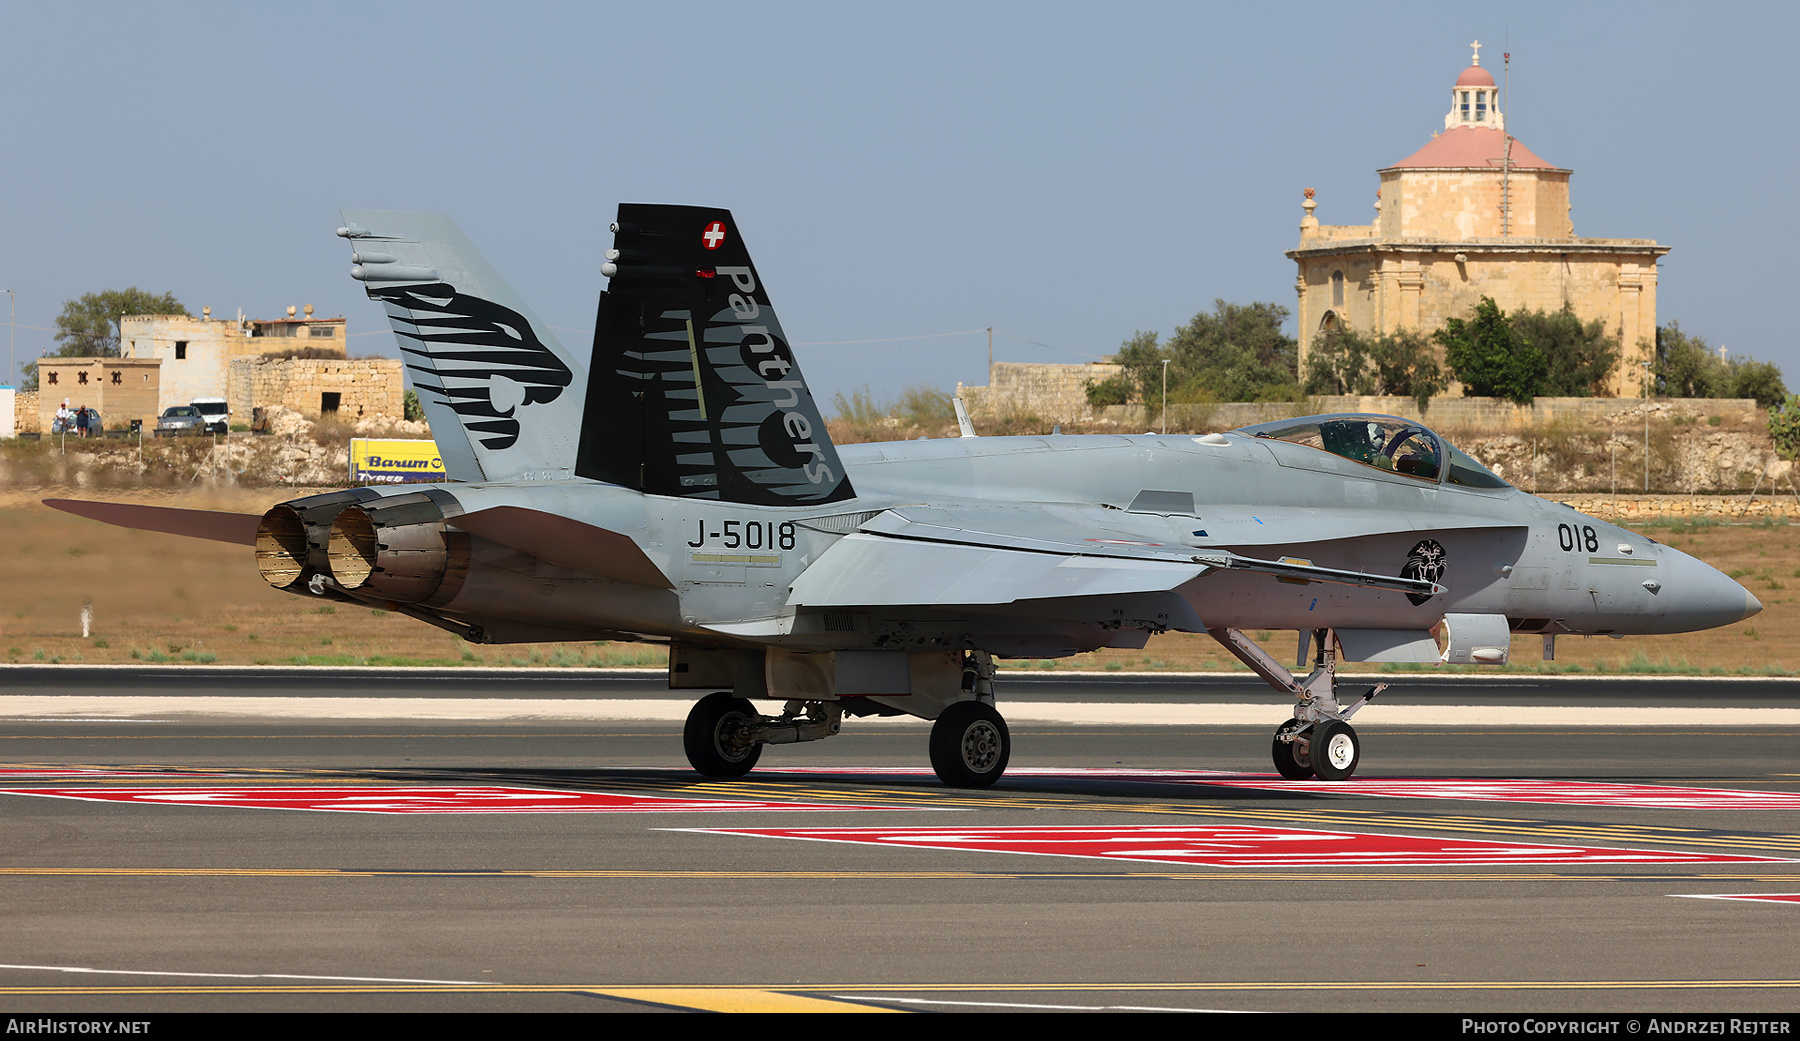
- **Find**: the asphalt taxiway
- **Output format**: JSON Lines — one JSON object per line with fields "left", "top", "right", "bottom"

{"left": 3, "top": 668, "right": 1800, "bottom": 1013}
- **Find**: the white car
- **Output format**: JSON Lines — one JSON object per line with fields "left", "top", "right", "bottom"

{"left": 190, "top": 397, "right": 230, "bottom": 434}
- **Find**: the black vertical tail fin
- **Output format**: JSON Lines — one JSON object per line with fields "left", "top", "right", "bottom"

{"left": 573, "top": 205, "right": 855, "bottom": 506}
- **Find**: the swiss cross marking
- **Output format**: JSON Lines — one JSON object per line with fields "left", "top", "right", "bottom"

{"left": 702, "top": 221, "right": 727, "bottom": 250}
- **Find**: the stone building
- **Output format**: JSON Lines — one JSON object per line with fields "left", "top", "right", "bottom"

{"left": 121, "top": 305, "right": 349, "bottom": 413}
{"left": 30, "top": 357, "right": 162, "bottom": 431}
{"left": 227, "top": 356, "right": 404, "bottom": 421}
{"left": 1288, "top": 43, "right": 1669, "bottom": 397}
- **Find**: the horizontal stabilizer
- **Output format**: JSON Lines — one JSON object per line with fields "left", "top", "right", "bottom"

{"left": 43, "top": 499, "right": 261, "bottom": 546}
{"left": 450, "top": 506, "right": 673, "bottom": 589}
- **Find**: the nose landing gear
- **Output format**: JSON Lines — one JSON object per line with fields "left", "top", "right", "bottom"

{"left": 1217, "top": 627, "right": 1380, "bottom": 781}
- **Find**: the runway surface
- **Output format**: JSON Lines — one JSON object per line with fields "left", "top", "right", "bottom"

{"left": 4, "top": 667, "right": 1800, "bottom": 1013}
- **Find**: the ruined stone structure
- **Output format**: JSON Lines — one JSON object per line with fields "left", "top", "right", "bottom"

{"left": 13, "top": 391, "right": 37, "bottom": 434}
{"left": 1288, "top": 43, "right": 1668, "bottom": 397}
{"left": 122, "top": 305, "right": 349, "bottom": 413}
{"left": 29, "top": 357, "right": 162, "bottom": 431}
{"left": 227, "top": 356, "right": 404, "bottom": 421}
{"left": 957, "top": 360, "right": 1123, "bottom": 425}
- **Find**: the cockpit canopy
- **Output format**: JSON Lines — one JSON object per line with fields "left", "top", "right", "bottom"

{"left": 1233, "top": 414, "right": 1509, "bottom": 490}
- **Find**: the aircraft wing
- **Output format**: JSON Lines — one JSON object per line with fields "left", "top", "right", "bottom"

{"left": 787, "top": 502, "right": 1447, "bottom": 620}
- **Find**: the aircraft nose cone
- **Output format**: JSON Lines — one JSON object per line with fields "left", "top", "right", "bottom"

{"left": 1658, "top": 545, "right": 1761, "bottom": 632}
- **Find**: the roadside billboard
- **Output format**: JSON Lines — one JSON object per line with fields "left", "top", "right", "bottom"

{"left": 349, "top": 438, "right": 446, "bottom": 484}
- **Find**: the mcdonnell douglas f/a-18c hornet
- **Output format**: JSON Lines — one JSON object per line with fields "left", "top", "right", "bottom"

{"left": 49, "top": 205, "right": 1763, "bottom": 787}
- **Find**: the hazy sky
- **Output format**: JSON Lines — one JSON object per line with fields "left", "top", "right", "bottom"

{"left": 1, "top": 2, "right": 1789, "bottom": 404}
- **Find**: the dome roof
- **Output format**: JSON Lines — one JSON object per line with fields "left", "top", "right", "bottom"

{"left": 1385, "top": 125, "right": 1559, "bottom": 170}
{"left": 1456, "top": 64, "right": 1495, "bottom": 87}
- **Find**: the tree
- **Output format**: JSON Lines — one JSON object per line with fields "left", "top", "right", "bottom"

{"left": 1728, "top": 359, "right": 1788, "bottom": 408}
{"left": 1652, "top": 321, "right": 1719, "bottom": 398}
{"left": 1434, "top": 297, "right": 1545, "bottom": 405}
{"left": 1303, "top": 326, "right": 1446, "bottom": 411}
{"left": 1105, "top": 302, "right": 1299, "bottom": 413}
{"left": 1302, "top": 326, "right": 1375, "bottom": 397}
{"left": 55, "top": 288, "right": 186, "bottom": 356}
{"left": 1512, "top": 303, "right": 1620, "bottom": 397}
{"left": 1770, "top": 396, "right": 1800, "bottom": 461}
{"left": 1651, "top": 322, "right": 1788, "bottom": 407}
{"left": 23, "top": 288, "right": 188, "bottom": 390}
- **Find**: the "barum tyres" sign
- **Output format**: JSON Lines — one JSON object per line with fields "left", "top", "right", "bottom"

{"left": 349, "top": 438, "right": 446, "bottom": 484}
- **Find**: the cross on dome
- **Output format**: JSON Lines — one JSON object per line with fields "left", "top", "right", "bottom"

{"left": 1448, "top": 44, "right": 1501, "bottom": 130}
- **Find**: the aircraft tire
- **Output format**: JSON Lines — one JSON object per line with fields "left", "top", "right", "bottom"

{"left": 683, "top": 691, "right": 763, "bottom": 778}
{"left": 1310, "top": 720, "right": 1360, "bottom": 781}
{"left": 929, "top": 701, "right": 1010, "bottom": 788}
{"left": 1271, "top": 723, "right": 1314, "bottom": 780}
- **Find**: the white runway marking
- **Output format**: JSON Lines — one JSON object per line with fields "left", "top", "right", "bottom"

{"left": 0, "top": 962, "right": 489, "bottom": 985}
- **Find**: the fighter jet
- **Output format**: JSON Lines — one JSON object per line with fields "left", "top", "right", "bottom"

{"left": 48, "top": 204, "right": 1763, "bottom": 787}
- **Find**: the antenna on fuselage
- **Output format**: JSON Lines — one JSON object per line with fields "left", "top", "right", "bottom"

{"left": 953, "top": 385, "right": 977, "bottom": 438}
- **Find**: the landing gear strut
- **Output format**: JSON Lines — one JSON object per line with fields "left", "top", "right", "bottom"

{"left": 682, "top": 694, "right": 846, "bottom": 778}
{"left": 1214, "top": 626, "right": 1382, "bottom": 782}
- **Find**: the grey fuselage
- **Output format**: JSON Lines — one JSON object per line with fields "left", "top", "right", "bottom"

{"left": 364, "top": 429, "right": 1758, "bottom": 657}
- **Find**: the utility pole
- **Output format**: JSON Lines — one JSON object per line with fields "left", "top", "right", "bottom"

{"left": 1499, "top": 51, "right": 1513, "bottom": 237}
{"left": 986, "top": 326, "right": 993, "bottom": 382}
{"left": 4, "top": 289, "right": 13, "bottom": 387}
{"left": 1161, "top": 359, "right": 1171, "bottom": 435}
{"left": 1642, "top": 360, "right": 1652, "bottom": 492}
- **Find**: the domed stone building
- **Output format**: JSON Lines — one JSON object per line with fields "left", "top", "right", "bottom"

{"left": 1288, "top": 43, "right": 1669, "bottom": 397}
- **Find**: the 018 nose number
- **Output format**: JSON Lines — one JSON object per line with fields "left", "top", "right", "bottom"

{"left": 1556, "top": 523, "right": 1598, "bottom": 553}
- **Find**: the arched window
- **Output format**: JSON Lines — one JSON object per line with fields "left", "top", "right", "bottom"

{"left": 1320, "top": 311, "right": 1340, "bottom": 332}
{"left": 1331, "top": 269, "right": 1345, "bottom": 308}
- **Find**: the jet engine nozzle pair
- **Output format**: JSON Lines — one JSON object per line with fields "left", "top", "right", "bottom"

{"left": 255, "top": 488, "right": 466, "bottom": 606}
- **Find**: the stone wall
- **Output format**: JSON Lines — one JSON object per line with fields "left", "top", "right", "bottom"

{"left": 1555, "top": 494, "right": 1800, "bottom": 521}
{"left": 228, "top": 357, "right": 404, "bottom": 420}
{"left": 959, "top": 361, "right": 1122, "bottom": 425}
{"left": 1094, "top": 396, "right": 1759, "bottom": 434}
{"left": 12, "top": 391, "right": 36, "bottom": 434}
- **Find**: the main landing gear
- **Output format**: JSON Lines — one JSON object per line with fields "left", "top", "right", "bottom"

{"left": 1213, "top": 627, "right": 1382, "bottom": 781}
{"left": 928, "top": 701, "right": 1011, "bottom": 788}
{"left": 680, "top": 651, "right": 1012, "bottom": 789}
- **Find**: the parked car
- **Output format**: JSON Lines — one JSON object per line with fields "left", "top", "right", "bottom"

{"left": 49, "top": 408, "right": 101, "bottom": 435}
{"left": 155, "top": 405, "right": 206, "bottom": 436}
{"left": 191, "top": 397, "right": 231, "bottom": 434}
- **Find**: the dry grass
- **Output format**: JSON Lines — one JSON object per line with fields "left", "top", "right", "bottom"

{"left": 0, "top": 486, "right": 1789, "bottom": 675}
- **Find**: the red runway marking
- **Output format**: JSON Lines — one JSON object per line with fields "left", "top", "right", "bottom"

{"left": 1186, "top": 778, "right": 1800, "bottom": 810}
{"left": 0, "top": 786, "right": 911, "bottom": 815}
{"left": 686, "top": 825, "right": 1780, "bottom": 867}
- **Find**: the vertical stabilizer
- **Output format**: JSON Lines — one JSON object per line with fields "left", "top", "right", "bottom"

{"left": 338, "top": 210, "right": 584, "bottom": 482}
{"left": 574, "top": 205, "right": 855, "bottom": 506}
